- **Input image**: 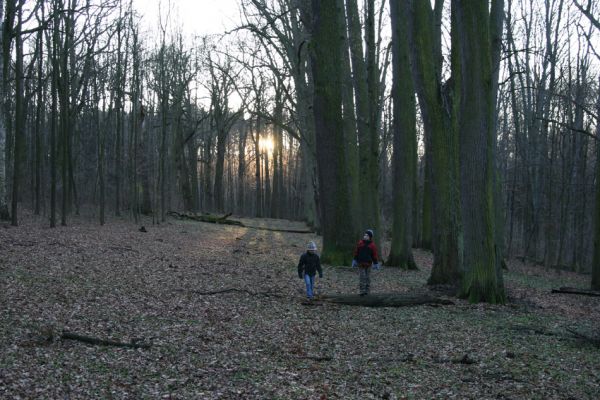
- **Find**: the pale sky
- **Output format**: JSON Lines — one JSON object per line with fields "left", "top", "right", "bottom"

{"left": 132, "top": 0, "right": 240, "bottom": 37}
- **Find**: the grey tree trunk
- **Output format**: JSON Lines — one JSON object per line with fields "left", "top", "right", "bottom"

{"left": 454, "top": 0, "right": 505, "bottom": 303}
{"left": 0, "top": 0, "right": 11, "bottom": 220}
{"left": 410, "top": 0, "right": 462, "bottom": 286}
{"left": 592, "top": 78, "right": 600, "bottom": 290}
{"left": 310, "top": 0, "right": 356, "bottom": 265}
{"left": 10, "top": 0, "right": 24, "bottom": 226}
{"left": 387, "top": 0, "right": 417, "bottom": 269}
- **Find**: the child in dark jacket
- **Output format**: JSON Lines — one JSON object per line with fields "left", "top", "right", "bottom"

{"left": 352, "top": 229, "right": 380, "bottom": 295}
{"left": 298, "top": 241, "right": 323, "bottom": 300}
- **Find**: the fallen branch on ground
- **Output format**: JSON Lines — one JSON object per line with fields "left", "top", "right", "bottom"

{"left": 168, "top": 211, "right": 313, "bottom": 233}
{"left": 179, "top": 288, "right": 287, "bottom": 299}
{"left": 297, "top": 355, "right": 333, "bottom": 362}
{"left": 566, "top": 328, "right": 600, "bottom": 347}
{"left": 61, "top": 331, "right": 151, "bottom": 349}
{"left": 320, "top": 293, "right": 454, "bottom": 307}
{"left": 551, "top": 287, "right": 600, "bottom": 297}
{"left": 243, "top": 225, "right": 313, "bottom": 234}
{"left": 167, "top": 211, "right": 244, "bottom": 226}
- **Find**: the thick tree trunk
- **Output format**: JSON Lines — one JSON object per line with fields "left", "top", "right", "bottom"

{"left": 345, "top": 0, "right": 375, "bottom": 237}
{"left": 10, "top": 0, "right": 23, "bottom": 226}
{"left": 592, "top": 80, "right": 600, "bottom": 291}
{"left": 254, "top": 120, "right": 262, "bottom": 218}
{"left": 237, "top": 121, "right": 247, "bottom": 215}
{"left": 0, "top": 0, "right": 13, "bottom": 221}
{"left": 50, "top": 1, "right": 60, "bottom": 228}
{"left": 213, "top": 128, "right": 227, "bottom": 212}
{"left": 387, "top": 0, "right": 417, "bottom": 269}
{"left": 454, "top": 0, "right": 505, "bottom": 303}
{"left": 310, "top": 0, "right": 356, "bottom": 265}
{"left": 410, "top": 0, "right": 462, "bottom": 285}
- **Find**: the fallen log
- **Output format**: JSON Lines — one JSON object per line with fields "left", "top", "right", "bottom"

{"left": 320, "top": 293, "right": 454, "bottom": 307}
{"left": 243, "top": 225, "right": 314, "bottom": 234}
{"left": 167, "top": 211, "right": 244, "bottom": 226}
{"left": 168, "top": 211, "right": 314, "bottom": 233}
{"left": 550, "top": 287, "right": 600, "bottom": 297}
{"left": 180, "top": 288, "right": 287, "bottom": 299}
{"left": 61, "top": 332, "right": 151, "bottom": 349}
{"left": 566, "top": 328, "right": 600, "bottom": 348}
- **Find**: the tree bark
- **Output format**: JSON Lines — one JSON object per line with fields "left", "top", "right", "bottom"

{"left": 410, "top": 0, "right": 462, "bottom": 285}
{"left": 592, "top": 79, "right": 600, "bottom": 290}
{"left": 387, "top": 0, "right": 417, "bottom": 269}
{"left": 310, "top": 0, "right": 356, "bottom": 265}
{"left": 454, "top": 0, "right": 505, "bottom": 303}
{"left": 10, "top": 0, "right": 24, "bottom": 226}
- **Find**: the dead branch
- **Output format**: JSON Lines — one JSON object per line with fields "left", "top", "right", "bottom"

{"left": 244, "top": 225, "right": 313, "bottom": 234}
{"left": 167, "top": 211, "right": 244, "bottom": 226}
{"left": 61, "top": 331, "right": 151, "bottom": 349}
{"left": 551, "top": 287, "right": 600, "bottom": 297}
{"left": 320, "top": 293, "right": 454, "bottom": 307}
{"left": 181, "top": 288, "right": 287, "bottom": 299}
{"left": 566, "top": 328, "right": 600, "bottom": 348}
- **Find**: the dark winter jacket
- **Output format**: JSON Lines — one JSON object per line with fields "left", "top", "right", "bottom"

{"left": 298, "top": 251, "right": 323, "bottom": 278}
{"left": 353, "top": 240, "right": 379, "bottom": 267}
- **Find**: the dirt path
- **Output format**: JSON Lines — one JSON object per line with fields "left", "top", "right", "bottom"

{"left": 1, "top": 212, "right": 599, "bottom": 398}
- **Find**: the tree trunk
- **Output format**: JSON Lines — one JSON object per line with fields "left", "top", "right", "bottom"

{"left": 310, "top": 0, "right": 355, "bottom": 265}
{"left": 10, "top": 0, "right": 24, "bottom": 226}
{"left": 50, "top": 0, "right": 60, "bottom": 228}
{"left": 387, "top": 0, "right": 417, "bottom": 269}
{"left": 0, "top": 0, "right": 13, "bottom": 221}
{"left": 34, "top": 7, "right": 44, "bottom": 216}
{"left": 237, "top": 120, "right": 247, "bottom": 215}
{"left": 410, "top": 0, "right": 462, "bottom": 285}
{"left": 254, "top": 118, "right": 262, "bottom": 217}
{"left": 454, "top": 0, "right": 505, "bottom": 303}
{"left": 592, "top": 79, "right": 600, "bottom": 291}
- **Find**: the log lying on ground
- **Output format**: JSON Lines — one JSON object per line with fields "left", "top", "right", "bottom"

{"left": 320, "top": 293, "right": 454, "bottom": 307}
{"left": 550, "top": 287, "right": 600, "bottom": 297}
{"left": 167, "top": 211, "right": 244, "bottom": 226}
{"left": 168, "top": 210, "right": 313, "bottom": 233}
{"left": 61, "top": 331, "right": 151, "bottom": 349}
{"left": 243, "top": 225, "right": 313, "bottom": 234}
{"left": 566, "top": 328, "right": 600, "bottom": 348}
{"left": 177, "top": 288, "right": 287, "bottom": 299}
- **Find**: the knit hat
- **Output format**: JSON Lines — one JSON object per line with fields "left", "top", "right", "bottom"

{"left": 307, "top": 241, "right": 317, "bottom": 251}
{"left": 365, "top": 229, "right": 374, "bottom": 239}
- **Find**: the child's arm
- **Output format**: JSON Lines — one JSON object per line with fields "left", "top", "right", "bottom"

{"left": 297, "top": 254, "right": 305, "bottom": 278}
{"left": 371, "top": 243, "right": 379, "bottom": 264}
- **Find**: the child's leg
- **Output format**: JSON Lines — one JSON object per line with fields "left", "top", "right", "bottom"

{"left": 304, "top": 274, "right": 314, "bottom": 298}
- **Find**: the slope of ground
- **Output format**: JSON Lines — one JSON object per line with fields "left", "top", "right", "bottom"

{"left": 1, "top": 211, "right": 599, "bottom": 399}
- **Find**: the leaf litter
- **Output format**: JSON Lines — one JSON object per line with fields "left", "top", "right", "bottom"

{"left": 0, "top": 211, "right": 599, "bottom": 399}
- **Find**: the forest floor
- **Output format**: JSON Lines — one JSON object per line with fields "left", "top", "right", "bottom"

{"left": 1, "top": 211, "right": 599, "bottom": 399}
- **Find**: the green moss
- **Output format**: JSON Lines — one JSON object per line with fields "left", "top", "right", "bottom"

{"left": 321, "top": 248, "right": 353, "bottom": 266}
{"left": 386, "top": 253, "right": 418, "bottom": 270}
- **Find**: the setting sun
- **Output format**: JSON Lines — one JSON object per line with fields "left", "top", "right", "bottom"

{"left": 259, "top": 136, "right": 274, "bottom": 153}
